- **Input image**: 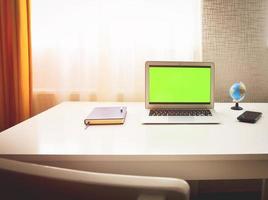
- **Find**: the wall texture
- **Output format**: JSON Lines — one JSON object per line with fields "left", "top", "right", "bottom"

{"left": 203, "top": 0, "right": 268, "bottom": 102}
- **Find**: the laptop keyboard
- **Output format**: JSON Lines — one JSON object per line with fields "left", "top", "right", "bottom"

{"left": 149, "top": 110, "right": 212, "bottom": 116}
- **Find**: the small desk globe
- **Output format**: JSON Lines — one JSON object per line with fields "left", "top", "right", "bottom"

{"left": 229, "top": 82, "right": 246, "bottom": 110}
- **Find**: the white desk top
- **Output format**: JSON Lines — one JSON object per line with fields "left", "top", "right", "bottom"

{"left": 0, "top": 102, "right": 267, "bottom": 159}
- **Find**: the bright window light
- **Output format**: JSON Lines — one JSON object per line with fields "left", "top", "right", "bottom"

{"left": 31, "top": 0, "right": 201, "bottom": 102}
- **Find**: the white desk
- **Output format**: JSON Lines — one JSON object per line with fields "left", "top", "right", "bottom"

{"left": 0, "top": 102, "right": 268, "bottom": 197}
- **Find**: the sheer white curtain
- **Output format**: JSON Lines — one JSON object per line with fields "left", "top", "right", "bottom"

{"left": 31, "top": 0, "right": 201, "bottom": 113}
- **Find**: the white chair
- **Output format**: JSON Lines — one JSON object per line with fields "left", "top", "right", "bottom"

{"left": 0, "top": 158, "right": 190, "bottom": 200}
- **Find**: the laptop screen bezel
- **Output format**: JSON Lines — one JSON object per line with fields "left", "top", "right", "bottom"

{"left": 145, "top": 61, "right": 215, "bottom": 109}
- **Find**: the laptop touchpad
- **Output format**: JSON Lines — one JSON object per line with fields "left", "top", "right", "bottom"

{"left": 168, "top": 116, "right": 195, "bottom": 122}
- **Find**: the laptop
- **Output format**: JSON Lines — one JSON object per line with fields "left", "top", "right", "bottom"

{"left": 143, "top": 61, "right": 220, "bottom": 124}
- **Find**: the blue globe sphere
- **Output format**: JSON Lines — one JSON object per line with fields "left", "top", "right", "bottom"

{"left": 229, "top": 82, "right": 246, "bottom": 102}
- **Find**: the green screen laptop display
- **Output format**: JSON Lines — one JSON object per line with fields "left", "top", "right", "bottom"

{"left": 149, "top": 66, "right": 211, "bottom": 104}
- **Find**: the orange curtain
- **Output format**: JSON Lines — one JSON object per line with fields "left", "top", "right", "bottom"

{"left": 0, "top": 0, "right": 32, "bottom": 131}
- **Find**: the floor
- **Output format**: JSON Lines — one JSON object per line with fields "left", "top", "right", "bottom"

{"left": 190, "top": 180, "right": 262, "bottom": 200}
{"left": 193, "top": 192, "right": 260, "bottom": 200}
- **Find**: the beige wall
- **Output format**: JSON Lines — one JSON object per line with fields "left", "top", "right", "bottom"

{"left": 203, "top": 0, "right": 268, "bottom": 102}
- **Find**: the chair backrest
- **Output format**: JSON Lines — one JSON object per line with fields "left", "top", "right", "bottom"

{"left": 0, "top": 158, "right": 190, "bottom": 200}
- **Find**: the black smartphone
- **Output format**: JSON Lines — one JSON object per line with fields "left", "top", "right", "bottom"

{"left": 237, "top": 111, "right": 262, "bottom": 123}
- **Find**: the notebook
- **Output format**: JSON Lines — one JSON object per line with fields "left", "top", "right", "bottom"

{"left": 143, "top": 61, "right": 220, "bottom": 124}
{"left": 84, "top": 107, "right": 127, "bottom": 125}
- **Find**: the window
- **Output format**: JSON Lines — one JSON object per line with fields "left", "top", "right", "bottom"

{"left": 31, "top": 0, "right": 201, "bottom": 112}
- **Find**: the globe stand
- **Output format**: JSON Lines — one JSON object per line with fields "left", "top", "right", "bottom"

{"left": 231, "top": 102, "right": 243, "bottom": 110}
